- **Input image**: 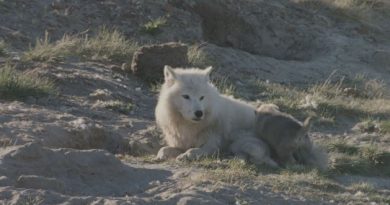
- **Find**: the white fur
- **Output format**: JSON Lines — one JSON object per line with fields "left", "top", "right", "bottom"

{"left": 155, "top": 66, "right": 257, "bottom": 161}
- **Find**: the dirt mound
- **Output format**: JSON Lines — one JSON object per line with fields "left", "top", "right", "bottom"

{"left": 0, "top": 143, "right": 171, "bottom": 196}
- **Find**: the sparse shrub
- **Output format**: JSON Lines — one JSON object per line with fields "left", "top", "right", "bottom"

{"left": 93, "top": 100, "right": 133, "bottom": 114}
{"left": 310, "top": 72, "right": 386, "bottom": 99}
{"left": 380, "top": 120, "right": 390, "bottom": 134}
{"left": 213, "top": 77, "right": 236, "bottom": 96}
{"left": 327, "top": 141, "right": 390, "bottom": 176}
{"left": 80, "top": 27, "right": 138, "bottom": 62}
{"left": 23, "top": 32, "right": 78, "bottom": 62}
{"left": 22, "top": 28, "right": 138, "bottom": 63}
{"left": 349, "top": 182, "right": 375, "bottom": 193}
{"left": 0, "top": 40, "right": 7, "bottom": 56}
{"left": 0, "top": 64, "right": 56, "bottom": 100}
{"left": 141, "top": 17, "right": 167, "bottom": 35}
{"left": 326, "top": 139, "right": 360, "bottom": 155}
{"left": 187, "top": 44, "right": 216, "bottom": 68}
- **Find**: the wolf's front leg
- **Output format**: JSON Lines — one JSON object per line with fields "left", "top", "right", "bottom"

{"left": 176, "top": 134, "right": 222, "bottom": 161}
{"left": 155, "top": 146, "right": 183, "bottom": 161}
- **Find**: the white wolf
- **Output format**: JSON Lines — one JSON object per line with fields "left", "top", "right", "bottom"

{"left": 155, "top": 66, "right": 276, "bottom": 166}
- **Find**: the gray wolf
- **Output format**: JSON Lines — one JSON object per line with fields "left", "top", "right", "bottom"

{"left": 255, "top": 104, "right": 328, "bottom": 170}
{"left": 155, "top": 66, "right": 273, "bottom": 165}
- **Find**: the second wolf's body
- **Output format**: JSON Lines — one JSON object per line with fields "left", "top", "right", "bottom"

{"left": 255, "top": 104, "right": 328, "bottom": 169}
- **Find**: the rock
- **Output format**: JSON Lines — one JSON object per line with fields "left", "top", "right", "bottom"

{"left": 371, "top": 50, "right": 390, "bottom": 69}
{"left": 131, "top": 42, "right": 189, "bottom": 82}
{"left": 170, "top": 0, "right": 326, "bottom": 61}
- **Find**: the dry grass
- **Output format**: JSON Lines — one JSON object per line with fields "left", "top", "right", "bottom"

{"left": 380, "top": 120, "right": 390, "bottom": 134}
{"left": 249, "top": 72, "right": 390, "bottom": 126}
{"left": 92, "top": 100, "right": 133, "bottom": 114}
{"left": 213, "top": 77, "right": 237, "bottom": 96}
{"left": 0, "top": 39, "right": 7, "bottom": 56}
{"left": 179, "top": 157, "right": 389, "bottom": 204}
{"left": 23, "top": 31, "right": 78, "bottom": 62}
{"left": 296, "top": 0, "right": 390, "bottom": 27}
{"left": 323, "top": 139, "right": 390, "bottom": 177}
{"left": 187, "top": 44, "right": 217, "bottom": 68}
{"left": 79, "top": 27, "right": 138, "bottom": 62}
{"left": 141, "top": 17, "right": 167, "bottom": 36}
{"left": 173, "top": 157, "right": 390, "bottom": 204}
{"left": 0, "top": 64, "right": 56, "bottom": 100}
{"left": 22, "top": 28, "right": 138, "bottom": 63}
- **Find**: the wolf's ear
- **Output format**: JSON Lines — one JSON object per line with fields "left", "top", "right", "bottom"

{"left": 204, "top": 66, "right": 213, "bottom": 80}
{"left": 164, "top": 65, "right": 176, "bottom": 85}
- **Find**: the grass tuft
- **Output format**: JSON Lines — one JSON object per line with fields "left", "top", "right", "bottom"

{"left": 80, "top": 27, "right": 138, "bottom": 62}
{"left": 326, "top": 141, "right": 390, "bottom": 177}
{"left": 93, "top": 100, "right": 133, "bottom": 114}
{"left": 380, "top": 120, "right": 390, "bottom": 134}
{"left": 213, "top": 77, "right": 236, "bottom": 96}
{"left": 187, "top": 44, "right": 216, "bottom": 68}
{"left": 0, "top": 64, "right": 56, "bottom": 100}
{"left": 22, "top": 28, "right": 138, "bottom": 63}
{"left": 0, "top": 39, "right": 7, "bottom": 56}
{"left": 141, "top": 17, "right": 167, "bottom": 35}
{"left": 349, "top": 182, "right": 375, "bottom": 193}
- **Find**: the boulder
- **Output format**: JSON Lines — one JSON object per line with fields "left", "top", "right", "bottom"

{"left": 131, "top": 42, "right": 189, "bottom": 82}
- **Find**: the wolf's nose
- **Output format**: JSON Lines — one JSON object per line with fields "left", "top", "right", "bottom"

{"left": 195, "top": 110, "right": 203, "bottom": 118}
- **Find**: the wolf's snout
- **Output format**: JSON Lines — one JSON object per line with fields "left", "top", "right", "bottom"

{"left": 195, "top": 110, "right": 203, "bottom": 118}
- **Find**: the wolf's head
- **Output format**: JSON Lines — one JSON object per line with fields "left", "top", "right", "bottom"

{"left": 161, "top": 65, "right": 219, "bottom": 123}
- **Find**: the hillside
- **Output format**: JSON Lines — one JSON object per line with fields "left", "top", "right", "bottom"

{"left": 0, "top": 0, "right": 390, "bottom": 204}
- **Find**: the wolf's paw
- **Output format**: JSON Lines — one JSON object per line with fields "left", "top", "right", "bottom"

{"left": 176, "top": 148, "right": 205, "bottom": 162}
{"left": 155, "top": 146, "right": 182, "bottom": 161}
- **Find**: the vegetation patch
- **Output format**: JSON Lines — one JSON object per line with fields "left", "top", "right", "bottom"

{"left": 187, "top": 44, "right": 217, "bottom": 68}
{"left": 324, "top": 140, "right": 390, "bottom": 177}
{"left": 380, "top": 120, "right": 390, "bottom": 134}
{"left": 93, "top": 100, "right": 133, "bottom": 114}
{"left": 0, "top": 39, "right": 7, "bottom": 56}
{"left": 22, "top": 28, "right": 138, "bottom": 64}
{"left": 141, "top": 17, "right": 167, "bottom": 35}
{"left": 245, "top": 73, "right": 390, "bottom": 128}
{"left": 0, "top": 64, "right": 56, "bottom": 100}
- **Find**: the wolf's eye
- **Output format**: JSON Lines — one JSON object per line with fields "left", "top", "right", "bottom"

{"left": 199, "top": 96, "right": 204, "bottom": 101}
{"left": 182, "top": 95, "right": 190, "bottom": 100}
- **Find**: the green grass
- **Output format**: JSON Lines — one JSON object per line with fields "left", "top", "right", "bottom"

{"left": 22, "top": 28, "right": 138, "bottom": 63}
{"left": 141, "top": 17, "right": 167, "bottom": 35}
{"left": 0, "top": 64, "right": 56, "bottom": 100}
